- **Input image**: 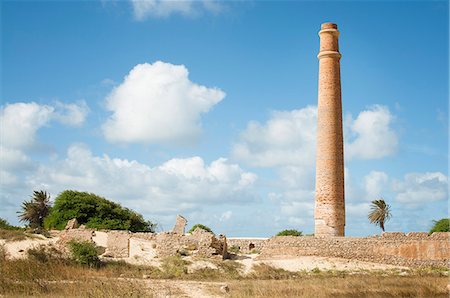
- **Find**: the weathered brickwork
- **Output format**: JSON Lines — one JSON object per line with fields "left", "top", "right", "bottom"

{"left": 315, "top": 22, "right": 345, "bottom": 237}
{"left": 260, "top": 233, "right": 450, "bottom": 267}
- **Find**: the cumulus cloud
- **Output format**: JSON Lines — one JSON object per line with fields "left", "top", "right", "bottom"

{"left": 53, "top": 100, "right": 89, "bottom": 127}
{"left": 0, "top": 101, "right": 89, "bottom": 150}
{"left": 393, "top": 172, "right": 448, "bottom": 206}
{"left": 233, "top": 104, "right": 398, "bottom": 170}
{"left": 130, "top": 0, "right": 224, "bottom": 20}
{"left": 233, "top": 106, "right": 317, "bottom": 168}
{"left": 363, "top": 171, "right": 389, "bottom": 201}
{"left": 346, "top": 105, "right": 398, "bottom": 160}
{"left": 29, "top": 144, "right": 257, "bottom": 213}
{"left": 102, "top": 61, "right": 225, "bottom": 144}
{"left": 0, "top": 102, "right": 54, "bottom": 149}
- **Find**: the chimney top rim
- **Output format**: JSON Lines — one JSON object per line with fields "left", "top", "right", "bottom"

{"left": 321, "top": 23, "right": 338, "bottom": 29}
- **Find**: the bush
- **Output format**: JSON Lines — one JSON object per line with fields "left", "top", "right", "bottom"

{"left": 44, "top": 190, "right": 155, "bottom": 232}
{"left": 188, "top": 224, "right": 213, "bottom": 234}
{"left": 430, "top": 218, "right": 450, "bottom": 234}
{"left": 68, "top": 240, "right": 100, "bottom": 267}
{"left": 276, "top": 229, "right": 302, "bottom": 236}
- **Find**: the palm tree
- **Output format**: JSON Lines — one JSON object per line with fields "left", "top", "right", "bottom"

{"left": 368, "top": 199, "right": 391, "bottom": 232}
{"left": 18, "top": 190, "right": 51, "bottom": 228}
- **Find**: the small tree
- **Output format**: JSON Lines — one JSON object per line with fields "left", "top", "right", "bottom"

{"left": 44, "top": 190, "right": 155, "bottom": 232}
{"left": 429, "top": 218, "right": 450, "bottom": 234}
{"left": 276, "top": 229, "right": 302, "bottom": 236}
{"left": 188, "top": 224, "right": 213, "bottom": 234}
{"left": 18, "top": 190, "right": 51, "bottom": 228}
{"left": 368, "top": 199, "right": 391, "bottom": 232}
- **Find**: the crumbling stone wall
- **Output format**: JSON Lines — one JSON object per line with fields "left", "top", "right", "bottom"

{"left": 260, "top": 232, "right": 450, "bottom": 267}
{"left": 227, "top": 238, "right": 267, "bottom": 253}
{"left": 57, "top": 229, "right": 94, "bottom": 247}
{"left": 172, "top": 215, "right": 187, "bottom": 234}
{"left": 104, "top": 231, "right": 131, "bottom": 258}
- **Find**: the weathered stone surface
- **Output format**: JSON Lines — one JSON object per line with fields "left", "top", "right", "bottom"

{"left": 430, "top": 232, "right": 450, "bottom": 240}
{"left": 260, "top": 234, "right": 450, "bottom": 267}
{"left": 227, "top": 238, "right": 267, "bottom": 253}
{"left": 65, "top": 218, "right": 79, "bottom": 230}
{"left": 315, "top": 22, "right": 345, "bottom": 237}
{"left": 56, "top": 229, "right": 95, "bottom": 254}
{"left": 220, "top": 285, "right": 230, "bottom": 293}
{"left": 92, "top": 231, "right": 108, "bottom": 248}
{"left": 382, "top": 232, "right": 405, "bottom": 239}
{"left": 105, "top": 231, "right": 130, "bottom": 258}
{"left": 129, "top": 238, "right": 157, "bottom": 261}
{"left": 172, "top": 215, "right": 187, "bottom": 235}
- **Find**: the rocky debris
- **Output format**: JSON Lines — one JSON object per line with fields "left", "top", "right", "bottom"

{"left": 65, "top": 218, "right": 79, "bottom": 230}
{"left": 220, "top": 284, "right": 230, "bottom": 293}
{"left": 172, "top": 215, "right": 187, "bottom": 235}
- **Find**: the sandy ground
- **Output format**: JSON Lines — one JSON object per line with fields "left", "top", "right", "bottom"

{"left": 235, "top": 254, "right": 406, "bottom": 273}
{"left": 0, "top": 237, "right": 59, "bottom": 259}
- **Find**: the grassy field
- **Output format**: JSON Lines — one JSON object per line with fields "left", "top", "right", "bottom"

{"left": 1, "top": 244, "right": 448, "bottom": 297}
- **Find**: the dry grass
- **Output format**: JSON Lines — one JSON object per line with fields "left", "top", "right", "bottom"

{"left": 0, "top": 229, "right": 29, "bottom": 242}
{"left": 1, "top": 246, "right": 447, "bottom": 297}
{"left": 213, "top": 276, "right": 448, "bottom": 297}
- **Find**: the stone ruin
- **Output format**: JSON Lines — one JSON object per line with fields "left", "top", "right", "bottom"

{"left": 45, "top": 217, "right": 450, "bottom": 268}
{"left": 172, "top": 215, "right": 187, "bottom": 234}
{"left": 56, "top": 215, "right": 228, "bottom": 261}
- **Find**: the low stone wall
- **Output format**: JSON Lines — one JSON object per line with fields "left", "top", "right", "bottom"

{"left": 260, "top": 232, "right": 450, "bottom": 267}
{"left": 56, "top": 228, "right": 227, "bottom": 260}
{"left": 227, "top": 238, "right": 267, "bottom": 253}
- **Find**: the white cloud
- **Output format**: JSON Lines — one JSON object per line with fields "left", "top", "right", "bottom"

{"left": 29, "top": 144, "right": 257, "bottom": 214}
{"left": 233, "top": 104, "right": 399, "bottom": 170}
{"left": 0, "top": 146, "right": 34, "bottom": 171}
{"left": 0, "top": 102, "right": 54, "bottom": 149}
{"left": 130, "top": 0, "right": 224, "bottom": 20}
{"left": 0, "top": 101, "right": 89, "bottom": 150}
{"left": 233, "top": 106, "right": 317, "bottom": 168}
{"left": 102, "top": 61, "right": 225, "bottom": 144}
{"left": 346, "top": 105, "right": 398, "bottom": 160}
{"left": 363, "top": 171, "right": 389, "bottom": 201}
{"left": 393, "top": 172, "right": 448, "bottom": 206}
{"left": 53, "top": 100, "right": 89, "bottom": 127}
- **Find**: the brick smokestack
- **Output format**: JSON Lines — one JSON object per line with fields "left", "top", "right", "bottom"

{"left": 314, "top": 22, "right": 345, "bottom": 237}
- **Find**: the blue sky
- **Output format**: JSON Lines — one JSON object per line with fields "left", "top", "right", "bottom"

{"left": 1, "top": 0, "right": 448, "bottom": 236}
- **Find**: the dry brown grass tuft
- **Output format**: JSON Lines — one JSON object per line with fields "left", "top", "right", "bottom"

{"left": 1, "top": 249, "right": 447, "bottom": 297}
{"left": 0, "top": 229, "right": 29, "bottom": 242}
{"left": 219, "top": 276, "right": 448, "bottom": 297}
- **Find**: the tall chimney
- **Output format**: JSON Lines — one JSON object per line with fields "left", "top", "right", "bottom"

{"left": 314, "top": 22, "right": 345, "bottom": 237}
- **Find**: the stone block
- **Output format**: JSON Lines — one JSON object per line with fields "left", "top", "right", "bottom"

{"left": 172, "top": 215, "right": 187, "bottom": 235}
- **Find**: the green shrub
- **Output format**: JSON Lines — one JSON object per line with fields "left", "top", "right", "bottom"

{"left": 44, "top": 190, "right": 156, "bottom": 232}
{"left": 188, "top": 224, "right": 213, "bottom": 234}
{"left": 68, "top": 240, "right": 100, "bottom": 267}
{"left": 276, "top": 229, "right": 302, "bottom": 236}
{"left": 228, "top": 245, "right": 240, "bottom": 254}
{"left": 430, "top": 218, "right": 450, "bottom": 234}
